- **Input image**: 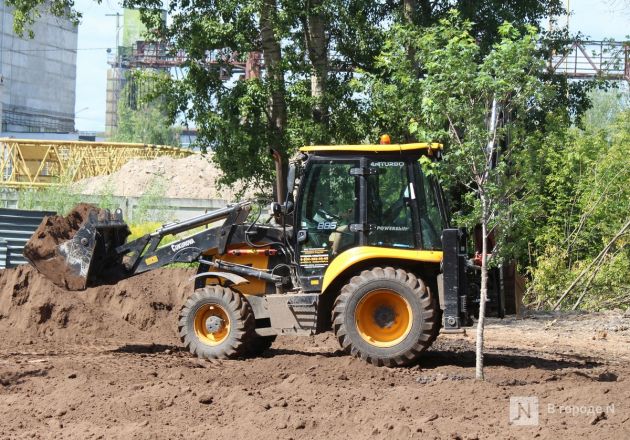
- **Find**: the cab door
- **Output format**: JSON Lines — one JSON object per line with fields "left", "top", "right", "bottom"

{"left": 296, "top": 158, "right": 359, "bottom": 290}
{"left": 366, "top": 159, "right": 418, "bottom": 249}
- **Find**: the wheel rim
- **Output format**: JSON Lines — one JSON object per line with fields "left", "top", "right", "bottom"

{"left": 355, "top": 289, "right": 413, "bottom": 348}
{"left": 193, "top": 303, "right": 231, "bottom": 346}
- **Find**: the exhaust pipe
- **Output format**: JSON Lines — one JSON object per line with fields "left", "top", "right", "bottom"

{"left": 270, "top": 148, "right": 287, "bottom": 204}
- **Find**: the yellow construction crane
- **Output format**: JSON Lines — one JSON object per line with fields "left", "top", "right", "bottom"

{"left": 0, "top": 138, "right": 191, "bottom": 188}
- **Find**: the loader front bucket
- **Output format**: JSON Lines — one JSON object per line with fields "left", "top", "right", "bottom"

{"left": 24, "top": 204, "right": 130, "bottom": 290}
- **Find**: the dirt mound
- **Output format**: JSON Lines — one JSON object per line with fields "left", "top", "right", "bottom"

{"left": 73, "top": 154, "right": 256, "bottom": 201}
{"left": 23, "top": 204, "right": 103, "bottom": 290}
{"left": 0, "top": 265, "right": 193, "bottom": 342}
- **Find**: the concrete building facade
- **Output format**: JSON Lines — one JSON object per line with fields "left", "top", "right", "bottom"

{"left": 0, "top": 1, "right": 78, "bottom": 132}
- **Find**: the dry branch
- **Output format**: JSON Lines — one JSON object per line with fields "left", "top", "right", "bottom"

{"left": 552, "top": 217, "right": 630, "bottom": 310}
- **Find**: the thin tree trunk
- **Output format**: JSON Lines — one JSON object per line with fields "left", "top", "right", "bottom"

{"left": 476, "top": 96, "right": 498, "bottom": 381}
{"left": 403, "top": 0, "right": 417, "bottom": 72}
{"left": 304, "top": 0, "right": 328, "bottom": 131}
{"left": 476, "top": 200, "right": 489, "bottom": 380}
{"left": 260, "top": 0, "right": 287, "bottom": 145}
{"left": 260, "top": 0, "right": 287, "bottom": 205}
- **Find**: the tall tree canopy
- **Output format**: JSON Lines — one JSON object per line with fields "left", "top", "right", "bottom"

{"left": 8, "top": 0, "right": 565, "bottom": 187}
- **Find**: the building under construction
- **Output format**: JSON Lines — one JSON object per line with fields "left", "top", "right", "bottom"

{"left": 105, "top": 8, "right": 261, "bottom": 136}
{"left": 105, "top": 9, "right": 167, "bottom": 136}
{"left": 0, "top": 1, "right": 78, "bottom": 132}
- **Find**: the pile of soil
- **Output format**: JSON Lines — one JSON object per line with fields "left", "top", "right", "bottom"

{"left": 72, "top": 154, "right": 255, "bottom": 201}
{"left": 23, "top": 204, "right": 103, "bottom": 290}
{"left": 0, "top": 265, "right": 193, "bottom": 343}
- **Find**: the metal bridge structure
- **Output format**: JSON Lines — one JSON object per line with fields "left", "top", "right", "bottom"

{"left": 548, "top": 40, "right": 629, "bottom": 82}
{"left": 0, "top": 139, "right": 192, "bottom": 188}
{"left": 112, "top": 38, "right": 629, "bottom": 82}
{"left": 110, "top": 41, "right": 263, "bottom": 80}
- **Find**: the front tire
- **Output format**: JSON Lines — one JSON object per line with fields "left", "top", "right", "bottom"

{"left": 332, "top": 267, "right": 438, "bottom": 367}
{"left": 179, "top": 286, "right": 255, "bottom": 360}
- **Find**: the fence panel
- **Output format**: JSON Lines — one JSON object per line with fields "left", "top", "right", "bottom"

{"left": 0, "top": 208, "right": 55, "bottom": 269}
{"left": 0, "top": 190, "right": 228, "bottom": 222}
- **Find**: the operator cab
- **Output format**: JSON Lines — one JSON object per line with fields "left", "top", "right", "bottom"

{"left": 291, "top": 143, "right": 447, "bottom": 291}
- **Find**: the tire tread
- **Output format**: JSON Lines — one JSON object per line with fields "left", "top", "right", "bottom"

{"left": 178, "top": 285, "right": 255, "bottom": 360}
{"left": 331, "top": 266, "right": 439, "bottom": 367}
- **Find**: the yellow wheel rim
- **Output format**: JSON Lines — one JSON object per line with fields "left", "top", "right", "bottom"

{"left": 193, "top": 303, "right": 231, "bottom": 346}
{"left": 355, "top": 289, "right": 413, "bottom": 348}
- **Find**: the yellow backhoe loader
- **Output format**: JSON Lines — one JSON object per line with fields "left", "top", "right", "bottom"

{"left": 26, "top": 142, "right": 473, "bottom": 367}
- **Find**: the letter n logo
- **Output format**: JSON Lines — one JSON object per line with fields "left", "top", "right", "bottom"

{"left": 509, "top": 396, "right": 539, "bottom": 426}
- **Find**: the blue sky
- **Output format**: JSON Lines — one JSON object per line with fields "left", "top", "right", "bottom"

{"left": 75, "top": 0, "right": 121, "bottom": 131}
{"left": 74, "top": 0, "right": 630, "bottom": 132}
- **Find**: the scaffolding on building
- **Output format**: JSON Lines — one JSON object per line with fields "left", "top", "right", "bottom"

{"left": 0, "top": 138, "right": 192, "bottom": 188}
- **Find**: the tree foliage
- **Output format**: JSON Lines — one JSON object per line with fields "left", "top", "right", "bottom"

{"left": 582, "top": 87, "right": 630, "bottom": 132}
{"left": 7, "top": 0, "right": 566, "bottom": 188}
{"left": 526, "top": 110, "right": 630, "bottom": 310}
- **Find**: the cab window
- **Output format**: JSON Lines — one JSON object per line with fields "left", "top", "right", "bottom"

{"left": 367, "top": 160, "right": 415, "bottom": 249}
{"left": 416, "top": 167, "right": 444, "bottom": 249}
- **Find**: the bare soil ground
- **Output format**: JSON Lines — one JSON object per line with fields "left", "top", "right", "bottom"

{"left": 1, "top": 266, "right": 629, "bottom": 439}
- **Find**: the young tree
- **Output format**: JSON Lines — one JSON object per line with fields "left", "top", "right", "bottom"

{"left": 370, "top": 12, "right": 553, "bottom": 378}
{"left": 421, "top": 15, "right": 554, "bottom": 379}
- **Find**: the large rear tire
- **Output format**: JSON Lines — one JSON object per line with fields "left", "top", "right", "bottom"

{"left": 179, "top": 286, "right": 255, "bottom": 360}
{"left": 332, "top": 267, "right": 438, "bottom": 367}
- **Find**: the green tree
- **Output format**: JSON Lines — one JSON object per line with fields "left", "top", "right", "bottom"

{"left": 583, "top": 87, "right": 630, "bottom": 132}
{"left": 527, "top": 110, "right": 630, "bottom": 310}
{"left": 8, "top": 0, "right": 566, "bottom": 189}
{"left": 373, "top": 12, "right": 555, "bottom": 378}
